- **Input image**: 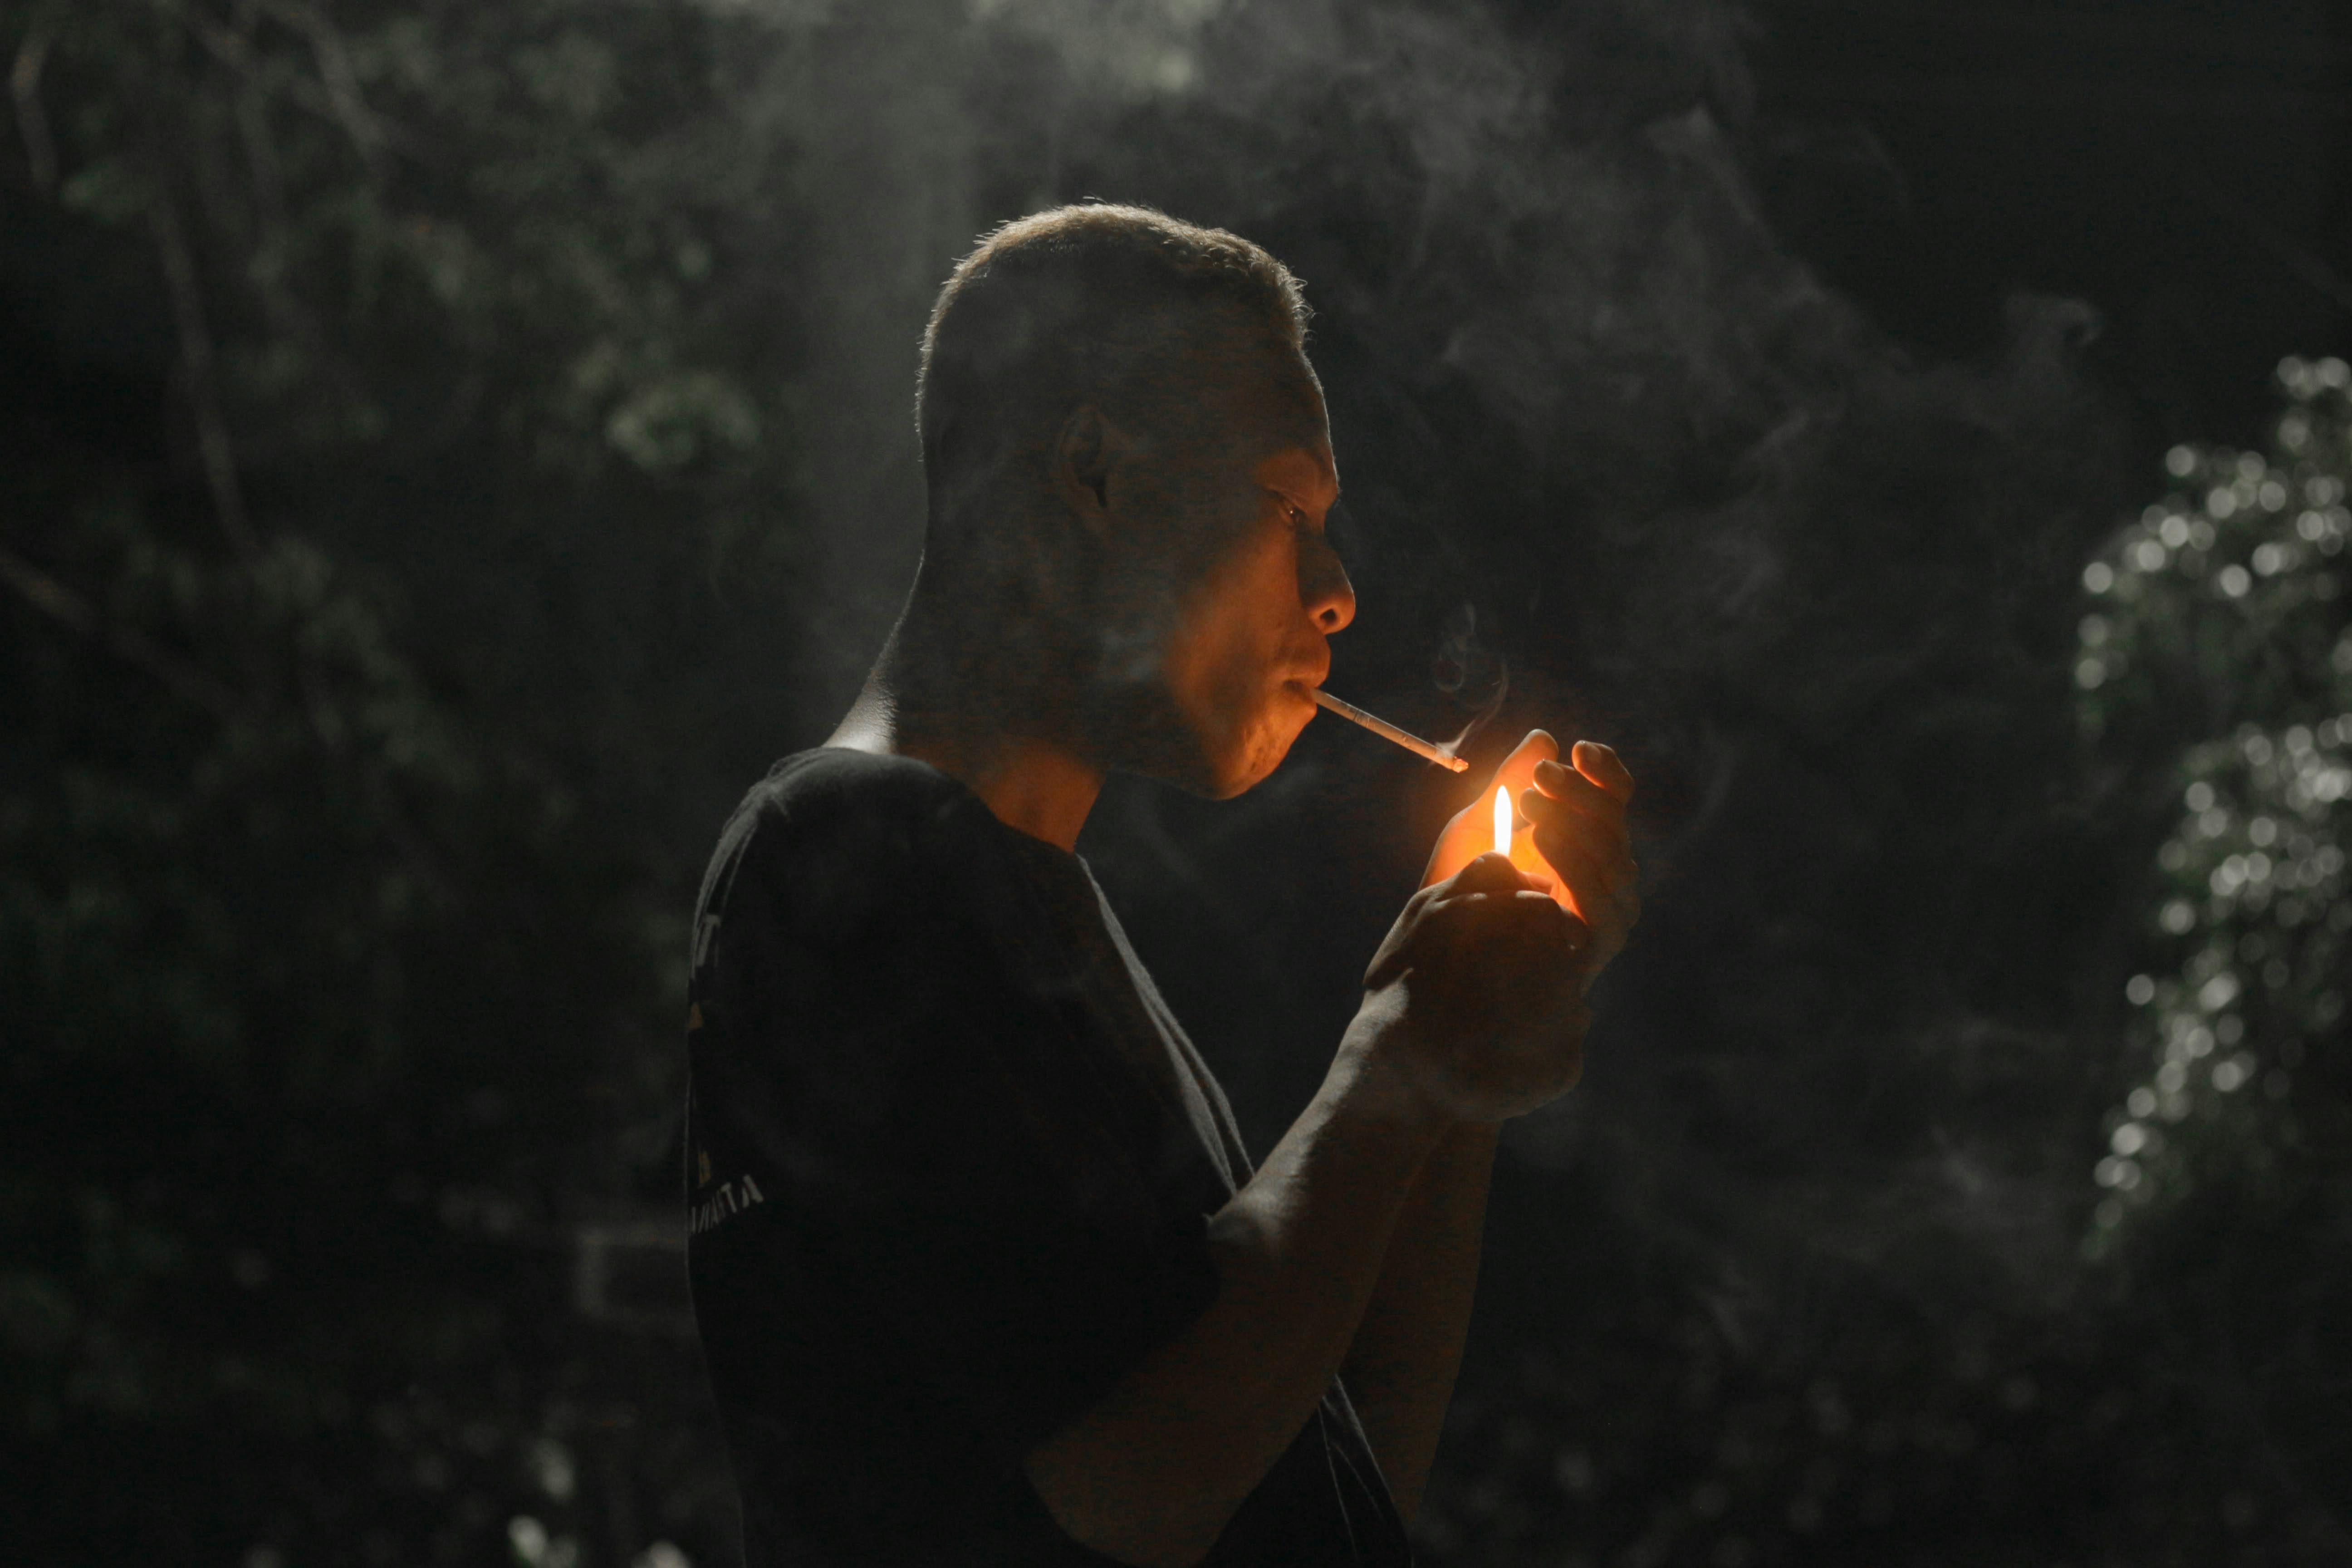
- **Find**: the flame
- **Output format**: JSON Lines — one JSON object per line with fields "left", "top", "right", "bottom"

{"left": 1493, "top": 784, "right": 1511, "bottom": 858}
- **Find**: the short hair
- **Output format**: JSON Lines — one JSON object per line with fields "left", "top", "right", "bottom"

{"left": 915, "top": 204, "right": 1312, "bottom": 534}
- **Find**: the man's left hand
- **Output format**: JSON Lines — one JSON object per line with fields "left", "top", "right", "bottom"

{"left": 1420, "top": 729, "right": 1641, "bottom": 990}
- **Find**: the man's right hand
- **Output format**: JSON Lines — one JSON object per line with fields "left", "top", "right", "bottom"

{"left": 1348, "top": 851, "right": 1592, "bottom": 1124}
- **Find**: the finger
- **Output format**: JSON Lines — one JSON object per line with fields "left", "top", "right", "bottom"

{"left": 1570, "top": 740, "right": 1636, "bottom": 804}
{"left": 1488, "top": 729, "right": 1560, "bottom": 806}
{"left": 1522, "top": 783, "right": 1635, "bottom": 873}
{"left": 1514, "top": 789, "right": 1627, "bottom": 879}
{"left": 1533, "top": 840, "right": 1627, "bottom": 940}
{"left": 1525, "top": 800, "right": 1608, "bottom": 863}
{"left": 1517, "top": 891, "right": 1591, "bottom": 952}
{"left": 1446, "top": 850, "right": 1534, "bottom": 897}
{"left": 1529, "top": 827, "right": 1622, "bottom": 899}
{"left": 1531, "top": 826, "right": 1637, "bottom": 901}
{"left": 1471, "top": 884, "right": 1590, "bottom": 954}
{"left": 1529, "top": 760, "right": 1626, "bottom": 828}
{"left": 1527, "top": 822, "right": 1638, "bottom": 933}
{"left": 1522, "top": 899, "right": 1600, "bottom": 980}
{"left": 1559, "top": 908, "right": 1595, "bottom": 956}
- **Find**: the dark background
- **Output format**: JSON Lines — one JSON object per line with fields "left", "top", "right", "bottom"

{"left": 4, "top": 0, "right": 2350, "bottom": 1564}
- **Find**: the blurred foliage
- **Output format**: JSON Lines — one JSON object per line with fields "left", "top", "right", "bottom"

{"left": 3, "top": 0, "right": 2349, "bottom": 1566}
{"left": 1392, "top": 370, "right": 2352, "bottom": 1568}
{"left": 2068, "top": 357, "right": 2352, "bottom": 1529}
{"left": 1, "top": 0, "right": 799, "bottom": 1562}
{"left": 0, "top": 504, "right": 725, "bottom": 1563}
{"left": 2078, "top": 358, "right": 2352, "bottom": 1226}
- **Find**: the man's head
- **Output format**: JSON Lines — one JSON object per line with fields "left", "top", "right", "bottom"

{"left": 912, "top": 204, "right": 1355, "bottom": 799}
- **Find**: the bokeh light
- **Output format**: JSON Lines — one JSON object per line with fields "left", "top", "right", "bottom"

{"left": 2079, "top": 357, "right": 2352, "bottom": 1249}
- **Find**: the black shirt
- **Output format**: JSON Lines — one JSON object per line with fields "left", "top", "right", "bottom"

{"left": 684, "top": 748, "right": 1411, "bottom": 1568}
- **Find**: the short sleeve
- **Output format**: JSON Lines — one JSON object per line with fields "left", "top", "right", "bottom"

{"left": 685, "top": 753, "right": 1221, "bottom": 1556}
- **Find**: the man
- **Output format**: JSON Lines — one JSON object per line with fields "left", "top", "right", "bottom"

{"left": 684, "top": 204, "right": 1639, "bottom": 1568}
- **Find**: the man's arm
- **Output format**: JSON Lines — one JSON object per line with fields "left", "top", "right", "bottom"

{"left": 1338, "top": 1120, "right": 1499, "bottom": 1524}
{"left": 1340, "top": 732, "right": 1639, "bottom": 1523}
{"left": 1023, "top": 1026, "right": 1442, "bottom": 1568}
{"left": 1024, "top": 856, "right": 1587, "bottom": 1568}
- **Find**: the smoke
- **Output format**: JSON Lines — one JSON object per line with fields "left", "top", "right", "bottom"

{"left": 974, "top": 0, "right": 1232, "bottom": 96}
{"left": 771, "top": 0, "right": 2122, "bottom": 1390}
{"left": 1431, "top": 602, "right": 1509, "bottom": 755}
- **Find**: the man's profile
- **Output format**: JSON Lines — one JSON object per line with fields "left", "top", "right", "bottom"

{"left": 683, "top": 204, "right": 1640, "bottom": 1567}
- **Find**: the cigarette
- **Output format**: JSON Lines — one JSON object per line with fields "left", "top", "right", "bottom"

{"left": 1312, "top": 688, "right": 1470, "bottom": 772}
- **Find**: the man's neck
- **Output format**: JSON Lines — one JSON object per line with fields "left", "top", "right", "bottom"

{"left": 826, "top": 617, "right": 1104, "bottom": 853}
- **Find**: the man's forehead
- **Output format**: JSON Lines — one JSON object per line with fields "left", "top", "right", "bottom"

{"left": 1107, "top": 310, "right": 1332, "bottom": 483}
{"left": 1217, "top": 349, "right": 1333, "bottom": 472}
{"left": 1256, "top": 441, "right": 1338, "bottom": 504}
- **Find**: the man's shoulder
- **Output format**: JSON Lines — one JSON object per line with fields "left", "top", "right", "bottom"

{"left": 746, "top": 746, "right": 983, "bottom": 833}
{"left": 698, "top": 748, "right": 1000, "bottom": 921}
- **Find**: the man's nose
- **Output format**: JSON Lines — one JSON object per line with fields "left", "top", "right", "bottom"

{"left": 1301, "top": 531, "right": 1356, "bottom": 635}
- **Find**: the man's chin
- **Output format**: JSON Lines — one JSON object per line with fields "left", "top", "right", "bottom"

{"left": 1200, "top": 715, "right": 1306, "bottom": 800}
{"left": 1148, "top": 744, "right": 1258, "bottom": 801}
{"left": 1121, "top": 725, "right": 1287, "bottom": 801}
{"left": 1089, "top": 686, "right": 1302, "bottom": 799}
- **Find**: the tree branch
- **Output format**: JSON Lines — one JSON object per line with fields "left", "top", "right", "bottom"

{"left": 0, "top": 543, "right": 242, "bottom": 718}
{"left": 9, "top": 25, "right": 55, "bottom": 191}
{"left": 146, "top": 182, "right": 260, "bottom": 559}
{"left": 263, "top": 0, "right": 386, "bottom": 175}
{"left": 152, "top": 0, "right": 415, "bottom": 161}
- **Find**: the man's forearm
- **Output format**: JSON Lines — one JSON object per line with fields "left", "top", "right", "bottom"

{"left": 1023, "top": 1034, "right": 1446, "bottom": 1568}
{"left": 1339, "top": 1120, "right": 1498, "bottom": 1523}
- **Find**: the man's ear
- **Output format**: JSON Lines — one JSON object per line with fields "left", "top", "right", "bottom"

{"left": 1053, "top": 404, "right": 1124, "bottom": 535}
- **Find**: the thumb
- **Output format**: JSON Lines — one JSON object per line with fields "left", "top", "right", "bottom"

{"left": 1489, "top": 729, "right": 1559, "bottom": 803}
